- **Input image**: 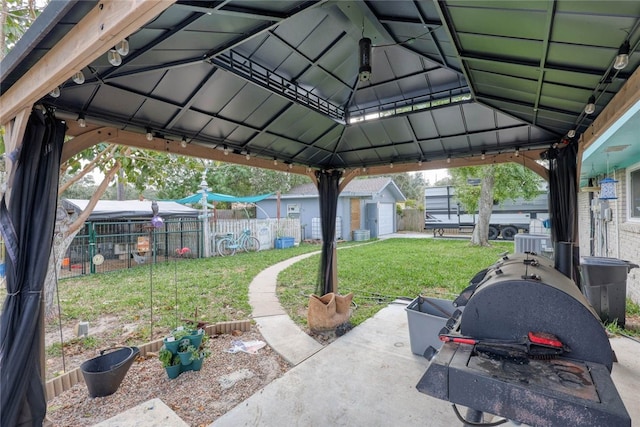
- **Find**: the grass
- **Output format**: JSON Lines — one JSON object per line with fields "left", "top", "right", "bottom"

{"left": 277, "top": 238, "right": 514, "bottom": 328}
{"left": 18, "top": 237, "right": 640, "bottom": 358}
{"left": 45, "top": 243, "right": 322, "bottom": 349}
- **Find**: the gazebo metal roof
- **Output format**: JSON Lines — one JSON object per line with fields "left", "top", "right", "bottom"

{"left": 3, "top": 0, "right": 639, "bottom": 176}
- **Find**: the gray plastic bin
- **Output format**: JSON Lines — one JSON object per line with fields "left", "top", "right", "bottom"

{"left": 405, "top": 297, "right": 457, "bottom": 356}
{"left": 579, "top": 256, "right": 638, "bottom": 327}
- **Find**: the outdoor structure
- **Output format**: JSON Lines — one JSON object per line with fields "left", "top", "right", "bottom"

{"left": 1, "top": 1, "right": 640, "bottom": 425}
{"left": 62, "top": 199, "right": 200, "bottom": 221}
{"left": 60, "top": 199, "right": 201, "bottom": 276}
{"left": 256, "top": 177, "right": 405, "bottom": 240}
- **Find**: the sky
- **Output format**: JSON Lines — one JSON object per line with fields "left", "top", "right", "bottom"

{"left": 417, "top": 168, "right": 450, "bottom": 185}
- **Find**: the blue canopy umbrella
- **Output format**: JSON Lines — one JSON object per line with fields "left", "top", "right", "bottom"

{"left": 173, "top": 192, "right": 273, "bottom": 205}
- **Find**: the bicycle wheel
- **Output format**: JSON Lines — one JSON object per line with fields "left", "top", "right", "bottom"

{"left": 217, "top": 238, "right": 236, "bottom": 256}
{"left": 242, "top": 236, "right": 260, "bottom": 253}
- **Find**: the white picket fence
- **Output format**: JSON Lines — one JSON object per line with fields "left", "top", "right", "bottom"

{"left": 210, "top": 218, "right": 301, "bottom": 254}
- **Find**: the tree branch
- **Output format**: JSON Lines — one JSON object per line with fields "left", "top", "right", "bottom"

{"left": 65, "top": 152, "right": 127, "bottom": 235}
{"left": 59, "top": 144, "right": 117, "bottom": 194}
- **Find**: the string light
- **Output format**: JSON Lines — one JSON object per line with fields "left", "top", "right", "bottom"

{"left": 72, "top": 71, "right": 85, "bottom": 84}
{"left": 481, "top": 151, "right": 486, "bottom": 160}
{"left": 180, "top": 137, "right": 188, "bottom": 148}
{"left": 584, "top": 96, "right": 596, "bottom": 115}
{"left": 515, "top": 147, "right": 520, "bottom": 157}
{"left": 107, "top": 49, "right": 122, "bottom": 66}
{"left": 447, "top": 156, "right": 451, "bottom": 164}
{"left": 116, "top": 38, "right": 130, "bottom": 56}
{"left": 49, "top": 87, "right": 60, "bottom": 98}
{"left": 613, "top": 40, "right": 630, "bottom": 70}
{"left": 78, "top": 113, "right": 86, "bottom": 128}
{"left": 146, "top": 128, "right": 153, "bottom": 141}
{"left": 223, "top": 146, "right": 229, "bottom": 155}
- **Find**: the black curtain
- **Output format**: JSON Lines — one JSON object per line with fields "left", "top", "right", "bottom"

{"left": 0, "top": 109, "right": 65, "bottom": 426}
{"left": 547, "top": 140, "right": 580, "bottom": 284}
{"left": 316, "top": 170, "right": 342, "bottom": 296}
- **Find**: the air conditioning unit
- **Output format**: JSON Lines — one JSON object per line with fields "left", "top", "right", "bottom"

{"left": 514, "top": 234, "right": 553, "bottom": 258}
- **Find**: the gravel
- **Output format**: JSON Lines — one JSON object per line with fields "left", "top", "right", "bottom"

{"left": 46, "top": 327, "right": 291, "bottom": 426}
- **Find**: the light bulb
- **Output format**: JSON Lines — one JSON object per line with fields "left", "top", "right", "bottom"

{"left": 481, "top": 151, "right": 486, "bottom": 160}
{"left": 613, "top": 40, "right": 630, "bottom": 70}
{"left": 515, "top": 148, "right": 519, "bottom": 157}
{"left": 273, "top": 159, "right": 278, "bottom": 165}
{"left": 49, "top": 87, "right": 60, "bottom": 98}
{"left": 116, "top": 39, "right": 130, "bottom": 56}
{"left": 447, "top": 156, "right": 451, "bottom": 164}
{"left": 180, "top": 138, "right": 187, "bottom": 148}
{"left": 389, "top": 162, "right": 393, "bottom": 168}
{"left": 246, "top": 152, "right": 251, "bottom": 160}
{"left": 362, "top": 167, "right": 367, "bottom": 172}
{"left": 288, "top": 163, "right": 293, "bottom": 169}
{"left": 78, "top": 114, "right": 86, "bottom": 128}
{"left": 108, "top": 49, "right": 122, "bottom": 66}
{"left": 146, "top": 129, "right": 153, "bottom": 141}
{"left": 567, "top": 129, "right": 576, "bottom": 138}
{"left": 584, "top": 96, "right": 596, "bottom": 115}
{"left": 72, "top": 71, "right": 85, "bottom": 84}
{"left": 418, "top": 160, "right": 423, "bottom": 166}
{"left": 223, "top": 146, "right": 229, "bottom": 155}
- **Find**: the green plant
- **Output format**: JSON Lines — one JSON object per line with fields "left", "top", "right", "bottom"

{"left": 158, "top": 347, "right": 173, "bottom": 368}
{"left": 177, "top": 338, "right": 191, "bottom": 353}
{"left": 187, "top": 344, "right": 199, "bottom": 362}
{"left": 172, "top": 328, "right": 191, "bottom": 341}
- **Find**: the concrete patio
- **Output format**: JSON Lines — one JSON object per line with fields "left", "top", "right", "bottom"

{"left": 96, "top": 246, "right": 640, "bottom": 426}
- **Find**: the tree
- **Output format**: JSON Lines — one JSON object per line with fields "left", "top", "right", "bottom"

{"left": 450, "top": 163, "right": 544, "bottom": 246}
{"left": 0, "top": 0, "right": 39, "bottom": 59}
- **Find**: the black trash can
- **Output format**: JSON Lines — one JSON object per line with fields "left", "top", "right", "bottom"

{"left": 579, "top": 257, "right": 638, "bottom": 327}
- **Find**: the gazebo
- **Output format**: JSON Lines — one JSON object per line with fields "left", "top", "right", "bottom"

{"left": 1, "top": 1, "right": 640, "bottom": 425}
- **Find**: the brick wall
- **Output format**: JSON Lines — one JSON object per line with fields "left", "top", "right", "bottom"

{"left": 578, "top": 169, "right": 640, "bottom": 304}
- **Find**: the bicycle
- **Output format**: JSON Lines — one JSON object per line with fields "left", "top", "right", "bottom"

{"left": 216, "top": 229, "right": 260, "bottom": 256}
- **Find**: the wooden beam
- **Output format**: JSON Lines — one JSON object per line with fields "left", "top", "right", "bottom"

{"left": 0, "top": 0, "right": 175, "bottom": 124}
{"left": 64, "top": 126, "right": 316, "bottom": 176}
{"left": 61, "top": 127, "right": 120, "bottom": 162}
{"left": 356, "top": 149, "right": 549, "bottom": 181}
{"left": 338, "top": 169, "right": 360, "bottom": 193}
{"left": 581, "top": 64, "right": 640, "bottom": 152}
{"left": 3, "top": 107, "right": 32, "bottom": 203}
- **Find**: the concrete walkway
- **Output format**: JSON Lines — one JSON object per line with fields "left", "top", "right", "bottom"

{"left": 247, "top": 252, "right": 324, "bottom": 365}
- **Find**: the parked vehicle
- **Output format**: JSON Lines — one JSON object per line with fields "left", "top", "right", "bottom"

{"left": 424, "top": 186, "right": 548, "bottom": 240}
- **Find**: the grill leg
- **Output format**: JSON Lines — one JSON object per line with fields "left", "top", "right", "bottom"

{"left": 463, "top": 408, "right": 483, "bottom": 426}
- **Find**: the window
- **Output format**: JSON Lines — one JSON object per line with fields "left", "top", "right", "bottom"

{"left": 628, "top": 164, "right": 640, "bottom": 220}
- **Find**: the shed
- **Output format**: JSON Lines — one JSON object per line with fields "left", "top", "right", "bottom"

{"left": 256, "top": 177, "right": 405, "bottom": 240}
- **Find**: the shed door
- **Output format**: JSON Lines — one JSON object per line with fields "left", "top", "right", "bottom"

{"left": 350, "top": 199, "right": 360, "bottom": 231}
{"left": 378, "top": 203, "right": 394, "bottom": 235}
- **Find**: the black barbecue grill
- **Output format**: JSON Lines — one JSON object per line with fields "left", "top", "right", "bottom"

{"left": 417, "top": 252, "right": 631, "bottom": 427}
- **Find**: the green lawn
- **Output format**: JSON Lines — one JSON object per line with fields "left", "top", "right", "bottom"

{"left": 277, "top": 238, "right": 513, "bottom": 328}
{"left": 43, "top": 243, "right": 321, "bottom": 347}
{"left": 16, "top": 237, "right": 638, "bottom": 357}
